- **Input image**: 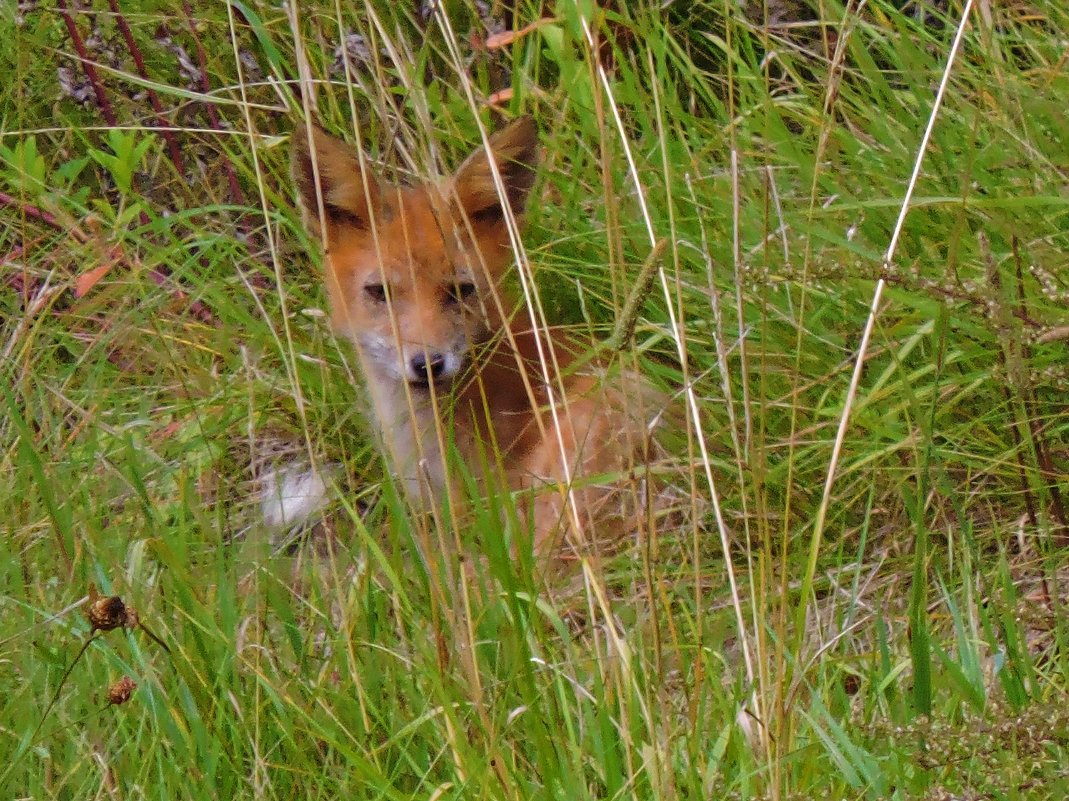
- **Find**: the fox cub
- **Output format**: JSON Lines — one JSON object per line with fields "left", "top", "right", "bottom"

{"left": 292, "top": 116, "right": 662, "bottom": 556}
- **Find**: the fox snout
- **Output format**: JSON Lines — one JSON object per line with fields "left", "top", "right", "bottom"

{"left": 357, "top": 333, "right": 468, "bottom": 387}
{"left": 394, "top": 302, "right": 471, "bottom": 386}
{"left": 405, "top": 347, "right": 463, "bottom": 386}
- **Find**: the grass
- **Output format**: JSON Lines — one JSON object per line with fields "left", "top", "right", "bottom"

{"left": 2, "top": 0, "right": 1069, "bottom": 798}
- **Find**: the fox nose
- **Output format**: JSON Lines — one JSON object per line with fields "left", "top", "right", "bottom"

{"left": 410, "top": 352, "right": 447, "bottom": 382}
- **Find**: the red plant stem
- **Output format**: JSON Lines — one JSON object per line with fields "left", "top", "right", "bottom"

{"left": 56, "top": 0, "right": 118, "bottom": 126}
{"left": 105, "top": 0, "right": 185, "bottom": 174}
{"left": 1, "top": 242, "right": 33, "bottom": 300}
{"left": 1, "top": 245, "right": 26, "bottom": 266}
{"left": 1011, "top": 237, "right": 1069, "bottom": 542}
{"left": 180, "top": 0, "right": 244, "bottom": 206}
{"left": 51, "top": 3, "right": 215, "bottom": 325}
{"left": 56, "top": 2, "right": 149, "bottom": 229}
{"left": 178, "top": 1, "right": 263, "bottom": 290}
{"left": 0, "top": 191, "right": 61, "bottom": 228}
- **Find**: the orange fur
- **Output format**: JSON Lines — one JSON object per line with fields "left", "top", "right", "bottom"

{"left": 292, "top": 117, "right": 660, "bottom": 556}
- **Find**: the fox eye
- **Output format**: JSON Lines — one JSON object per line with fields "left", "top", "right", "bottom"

{"left": 364, "top": 283, "right": 389, "bottom": 303}
{"left": 445, "top": 281, "right": 477, "bottom": 305}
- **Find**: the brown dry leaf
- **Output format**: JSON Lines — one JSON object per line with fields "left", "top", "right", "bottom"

{"left": 74, "top": 244, "right": 124, "bottom": 298}
{"left": 74, "top": 262, "right": 113, "bottom": 298}
{"left": 1037, "top": 326, "right": 1069, "bottom": 344}
{"left": 485, "top": 18, "right": 554, "bottom": 50}
{"left": 151, "top": 420, "right": 184, "bottom": 443}
{"left": 487, "top": 87, "right": 514, "bottom": 106}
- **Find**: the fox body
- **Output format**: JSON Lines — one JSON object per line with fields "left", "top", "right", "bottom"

{"left": 292, "top": 117, "right": 659, "bottom": 553}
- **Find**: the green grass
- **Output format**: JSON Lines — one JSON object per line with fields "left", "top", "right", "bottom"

{"left": 2, "top": 0, "right": 1069, "bottom": 798}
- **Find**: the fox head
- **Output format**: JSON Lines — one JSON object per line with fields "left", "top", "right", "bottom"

{"left": 292, "top": 117, "right": 539, "bottom": 388}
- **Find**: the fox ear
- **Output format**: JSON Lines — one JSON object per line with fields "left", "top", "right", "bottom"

{"left": 452, "top": 115, "right": 539, "bottom": 226}
{"left": 291, "top": 122, "right": 383, "bottom": 238}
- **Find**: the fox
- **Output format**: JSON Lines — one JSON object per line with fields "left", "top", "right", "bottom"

{"left": 290, "top": 115, "right": 663, "bottom": 558}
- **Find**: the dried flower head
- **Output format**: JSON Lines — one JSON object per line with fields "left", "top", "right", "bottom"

{"left": 86, "top": 583, "right": 131, "bottom": 632}
{"left": 106, "top": 676, "right": 137, "bottom": 706}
